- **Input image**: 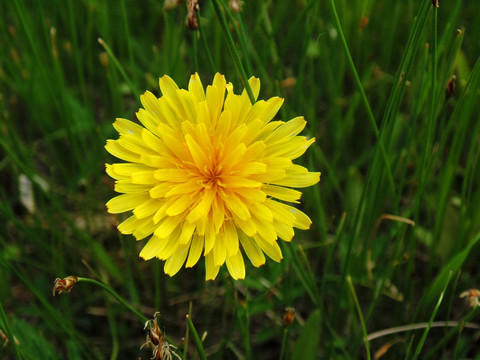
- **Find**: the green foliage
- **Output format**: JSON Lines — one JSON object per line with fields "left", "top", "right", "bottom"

{"left": 1, "top": 0, "right": 479, "bottom": 359}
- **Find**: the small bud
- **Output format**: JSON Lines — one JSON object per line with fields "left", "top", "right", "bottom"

{"left": 50, "top": 27, "right": 58, "bottom": 60}
{"left": 228, "top": 0, "right": 243, "bottom": 13}
{"left": 460, "top": 289, "right": 480, "bottom": 308}
{"left": 445, "top": 75, "right": 456, "bottom": 99}
{"left": 283, "top": 307, "right": 295, "bottom": 328}
{"left": 432, "top": 0, "right": 439, "bottom": 8}
{"left": 53, "top": 276, "right": 78, "bottom": 296}
{"left": 99, "top": 52, "right": 109, "bottom": 67}
{"left": 359, "top": 16, "right": 369, "bottom": 29}
{"left": 185, "top": 0, "right": 199, "bottom": 30}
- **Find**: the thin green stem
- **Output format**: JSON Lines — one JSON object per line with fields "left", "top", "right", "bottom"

{"left": 186, "top": 315, "right": 207, "bottom": 360}
{"left": 412, "top": 271, "right": 451, "bottom": 360}
{"left": 328, "top": 0, "right": 396, "bottom": 198}
{"left": 77, "top": 277, "right": 148, "bottom": 324}
{"left": 347, "top": 276, "right": 371, "bottom": 360}
{"left": 212, "top": 0, "right": 255, "bottom": 104}
{"left": 183, "top": 302, "right": 192, "bottom": 360}
{"left": 279, "top": 328, "right": 289, "bottom": 360}
{"left": 196, "top": 8, "right": 216, "bottom": 73}
{"left": 120, "top": 0, "right": 138, "bottom": 87}
{"left": 98, "top": 38, "right": 140, "bottom": 97}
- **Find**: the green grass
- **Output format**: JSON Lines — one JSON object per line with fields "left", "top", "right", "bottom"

{"left": 1, "top": 0, "right": 480, "bottom": 358}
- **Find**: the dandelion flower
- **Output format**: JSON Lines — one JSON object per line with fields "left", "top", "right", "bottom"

{"left": 105, "top": 73, "right": 320, "bottom": 280}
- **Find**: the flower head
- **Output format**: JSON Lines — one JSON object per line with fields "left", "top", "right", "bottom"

{"left": 53, "top": 276, "right": 78, "bottom": 296}
{"left": 105, "top": 73, "right": 320, "bottom": 280}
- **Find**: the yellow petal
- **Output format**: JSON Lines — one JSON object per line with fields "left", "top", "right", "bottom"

{"left": 213, "top": 230, "right": 226, "bottom": 266}
{"left": 105, "top": 140, "right": 140, "bottom": 163}
{"left": 159, "top": 74, "right": 179, "bottom": 98}
{"left": 113, "top": 118, "right": 144, "bottom": 136}
{"left": 185, "top": 133, "right": 209, "bottom": 171}
{"left": 106, "top": 164, "right": 127, "bottom": 180}
{"left": 250, "top": 202, "right": 273, "bottom": 222}
{"left": 132, "top": 219, "right": 157, "bottom": 240}
{"left": 264, "top": 199, "right": 295, "bottom": 226}
{"left": 272, "top": 221, "right": 295, "bottom": 242}
{"left": 133, "top": 198, "right": 161, "bottom": 219}
{"left": 186, "top": 234, "right": 204, "bottom": 268}
{"left": 114, "top": 180, "right": 151, "bottom": 193}
{"left": 188, "top": 72, "right": 205, "bottom": 102}
{"left": 186, "top": 189, "right": 216, "bottom": 223}
{"left": 223, "top": 220, "right": 239, "bottom": 256}
{"left": 264, "top": 116, "right": 306, "bottom": 145}
{"left": 234, "top": 217, "right": 257, "bottom": 237}
{"left": 286, "top": 206, "right": 312, "bottom": 230}
{"left": 141, "top": 129, "right": 164, "bottom": 153}
{"left": 235, "top": 188, "right": 267, "bottom": 203}
{"left": 205, "top": 251, "right": 220, "bottom": 281}
{"left": 251, "top": 216, "right": 277, "bottom": 243}
{"left": 165, "top": 180, "right": 203, "bottom": 197}
{"left": 154, "top": 168, "right": 190, "bottom": 182}
{"left": 178, "top": 221, "right": 196, "bottom": 244}
{"left": 164, "top": 243, "right": 189, "bottom": 276}
{"left": 226, "top": 250, "right": 246, "bottom": 280}
{"left": 111, "top": 163, "right": 153, "bottom": 177}
{"left": 156, "top": 227, "right": 182, "bottom": 260}
{"left": 118, "top": 215, "right": 143, "bottom": 235}
{"left": 139, "top": 236, "right": 165, "bottom": 260}
{"left": 239, "top": 232, "right": 265, "bottom": 267}
{"left": 204, "top": 220, "right": 216, "bottom": 255}
{"left": 154, "top": 214, "right": 185, "bottom": 238}
{"left": 263, "top": 184, "right": 302, "bottom": 203}
{"left": 106, "top": 193, "right": 149, "bottom": 214}
{"left": 223, "top": 192, "right": 250, "bottom": 221}
{"left": 272, "top": 171, "right": 320, "bottom": 188}
{"left": 265, "top": 137, "right": 315, "bottom": 159}
{"left": 165, "top": 195, "right": 194, "bottom": 216}
{"left": 131, "top": 171, "right": 157, "bottom": 184}
{"left": 253, "top": 234, "right": 283, "bottom": 262}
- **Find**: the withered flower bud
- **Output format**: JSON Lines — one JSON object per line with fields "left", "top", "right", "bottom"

{"left": 141, "top": 312, "right": 180, "bottom": 360}
{"left": 53, "top": 276, "right": 78, "bottom": 296}
{"left": 186, "top": 0, "right": 199, "bottom": 30}
{"left": 445, "top": 75, "right": 456, "bottom": 99}
{"left": 228, "top": 0, "right": 243, "bottom": 13}
{"left": 460, "top": 289, "right": 480, "bottom": 309}
{"left": 283, "top": 307, "right": 295, "bottom": 328}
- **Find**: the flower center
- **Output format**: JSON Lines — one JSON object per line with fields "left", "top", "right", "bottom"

{"left": 202, "top": 163, "right": 224, "bottom": 189}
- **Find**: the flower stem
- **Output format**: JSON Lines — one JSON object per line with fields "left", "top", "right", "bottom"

{"left": 77, "top": 277, "right": 148, "bottom": 324}
{"left": 98, "top": 38, "right": 140, "bottom": 97}
{"left": 279, "top": 328, "right": 288, "bottom": 360}
{"left": 347, "top": 275, "right": 371, "bottom": 360}
{"left": 211, "top": 0, "right": 255, "bottom": 104}
{"left": 186, "top": 314, "right": 207, "bottom": 360}
{"left": 196, "top": 8, "right": 216, "bottom": 73}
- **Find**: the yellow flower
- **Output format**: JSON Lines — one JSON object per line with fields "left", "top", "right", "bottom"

{"left": 105, "top": 73, "right": 320, "bottom": 280}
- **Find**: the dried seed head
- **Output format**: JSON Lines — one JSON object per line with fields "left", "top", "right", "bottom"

{"left": 53, "top": 276, "right": 78, "bottom": 296}
{"left": 186, "top": 0, "right": 199, "bottom": 30}
{"left": 283, "top": 307, "right": 295, "bottom": 328}
{"left": 141, "top": 312, "right": 181, "bottom": 360}
{"left": 460, "top": 289, "right": 480, "bottom": 308}
{"left": 445, "top": 75, "right": 456, "bottom": 99}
